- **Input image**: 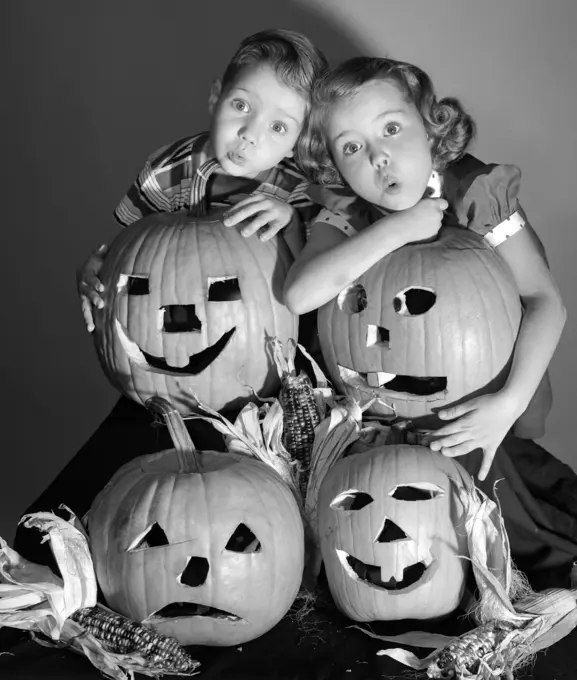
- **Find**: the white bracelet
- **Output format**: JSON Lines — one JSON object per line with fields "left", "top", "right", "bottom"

{"left": 484, "top": 210, "right": 526, "bottom": 247}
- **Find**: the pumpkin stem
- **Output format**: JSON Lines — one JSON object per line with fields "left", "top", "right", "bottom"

{"left": 145, "top": 396, "right": 201, "bottom": 472}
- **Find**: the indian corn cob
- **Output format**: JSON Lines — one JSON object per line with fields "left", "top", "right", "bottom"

{"left": 70, "top": 605, "right": 199, "bottom": 674}
{"left": 427, "top": 620, "right": 518, "bottom": 679}
{"left": 271, "top": 339, "right": 321, "bottom": 496}
{"left": 280, "top": 369, "right": 320, "bottom": 466}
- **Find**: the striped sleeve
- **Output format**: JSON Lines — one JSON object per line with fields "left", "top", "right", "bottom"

{"left": 113, "top": 135, "right": 202, "bottom": 226}
{"left": 275, "top": 158, "right": 314, "bottom": 208}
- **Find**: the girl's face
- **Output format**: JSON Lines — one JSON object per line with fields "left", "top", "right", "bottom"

{"left": 326, "top": 79, "right": 433, "bottom": 211}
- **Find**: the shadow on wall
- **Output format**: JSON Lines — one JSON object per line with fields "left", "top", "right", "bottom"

{"left": 1, "top": 1, "right": 360, "bottom": 543}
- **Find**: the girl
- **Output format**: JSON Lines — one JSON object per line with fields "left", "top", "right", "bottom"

{"left": 284, "top": 56, "right": 566, "bottom": 483}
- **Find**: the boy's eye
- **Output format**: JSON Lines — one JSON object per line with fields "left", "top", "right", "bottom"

{"left": 342, "top": 141, "right": 360, "bottom": 156}
{"left": 271, "top": 121, "right": 287, "bottom": 134}
{"left": 232, "top": 99, "right": 249, "bottom": 113}
{"left": 384, "top": 122, "right": 401, "bottom": 136}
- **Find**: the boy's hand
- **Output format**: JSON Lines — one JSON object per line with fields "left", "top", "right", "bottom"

{"left": 390, "top": 197, "right": 448, "bottom": 245}
{"left": 76, "top": 244, "right": 108, "bottom": 333}
{"left": 429, "top": 391, "right": 521, "bottom": 481}
{"left": 223, "top": 194, "right": 295, "bottom": 241}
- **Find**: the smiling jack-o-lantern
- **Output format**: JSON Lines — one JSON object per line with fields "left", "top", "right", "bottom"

{"left": 318, "top": 228, "right": 522, "bottom": 423}
{"left": 317, "top": 442, "right": 472, "bottom": 622}
{"left": 88, "top": 397, "right": 305, "bottom": 646}
{"left": 93, "top": 210, "right": 298, "bottom": 414}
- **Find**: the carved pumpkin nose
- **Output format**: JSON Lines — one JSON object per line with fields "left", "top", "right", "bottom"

{"left": 162, "top": 304, "right": 202, "bottom": 333}
{"left": 179, "top": 556, "right": 210, "bottom": 587}
{"left": 375, "top": 519, "right": 408, "bottom": 543}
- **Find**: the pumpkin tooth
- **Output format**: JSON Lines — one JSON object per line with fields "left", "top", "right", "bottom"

{"left": 367, "top": 371, "right": 395, "bottom": 387}
{"left": 390, "top": 564, "right": 406, "bottom": 583}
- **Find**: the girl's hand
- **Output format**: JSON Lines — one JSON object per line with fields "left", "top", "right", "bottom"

{"left": 429, "top": 391, "right": 521, "bottom": 481}
{"left": 76, "top": 244, "right": 108, "bottom": 333}
{"left": 388, "top": 197, "right": 448, "bottom": 245}
{"left": 223, "top": 194, "right": 295, "bottom": 241}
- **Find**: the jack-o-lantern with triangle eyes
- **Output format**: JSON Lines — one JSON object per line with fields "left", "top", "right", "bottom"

{"left": 93, "top": 210, "right": 298, "bottom": 415}
{"left": 317, "top": 442, "right": 472, "bottom": 622}
{"left": 88, "top": 397, "right": 305, "bottom": 646}
{"left": 318, "top": 228, "right": 522, "bottom": 424}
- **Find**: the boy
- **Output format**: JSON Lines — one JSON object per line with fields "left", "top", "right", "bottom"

{"left": 16, "top": 29, "right": 328, "bottom": 571}
{"left": 78, "top": 28, "right": 328, "bottom": 331}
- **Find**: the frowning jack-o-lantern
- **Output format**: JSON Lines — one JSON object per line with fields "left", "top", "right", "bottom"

{"left": 317, "top": 442, "right": 472, "bottom": 622}
{"left": 318, "top": 228, "right": 522, "bottom": 423}
{"left": 93, "top": 210, "right": 298, "bottom": 415}
{"left": 88, "top": 397, "right": 305, "bottom": 646}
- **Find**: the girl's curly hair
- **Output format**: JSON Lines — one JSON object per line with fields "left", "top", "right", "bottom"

{"left": 296, "top": 56, "right": 476, "bottom": 185}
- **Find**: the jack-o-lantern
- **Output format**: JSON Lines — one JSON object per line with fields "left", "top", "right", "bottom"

{"left": 317, "top": 443, "right": 472, "bottom": 622}
{"left": 93, "top": 210, "right": 298, "bottom": 415}
{"left": 88, "top": 397, "right": 305, "bottom": 647}
{"left": 318, "top": 228, "right": 522, "bottom": 423}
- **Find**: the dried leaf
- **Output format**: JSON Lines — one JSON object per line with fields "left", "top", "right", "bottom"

{"left": 304, "top": 399, "right": 363, "bottom": 543}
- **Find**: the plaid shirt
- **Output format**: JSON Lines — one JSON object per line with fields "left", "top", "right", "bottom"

{"left": 114, "top": 132, "right": 314, "bottom": 226}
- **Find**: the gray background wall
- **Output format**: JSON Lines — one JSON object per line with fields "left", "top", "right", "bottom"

{"left": 2, "top": 0, "right": 575, "bottom": 543}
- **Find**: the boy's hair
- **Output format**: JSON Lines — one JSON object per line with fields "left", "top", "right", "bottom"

{"left": 221, "top": 28, "right": 328, "bottom": 106}
{"left": 298, "top": 56, "right": 475, "bottom": 185}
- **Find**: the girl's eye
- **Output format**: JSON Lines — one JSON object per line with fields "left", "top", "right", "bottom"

{"left": 342, "top": 142, "right": 360, "bottom": 156}
{"left": 233, "top": 99, "right": 249, "bottom": 113}
{"left": 384, "top": 122, "right": 401, "bottom": 136}
{"left": 271, "top": 121, "right": 287, "bottom": 134}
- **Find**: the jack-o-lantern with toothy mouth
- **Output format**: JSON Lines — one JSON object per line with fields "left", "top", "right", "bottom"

{"left": 318, "top": 227, "right": 523, "bottom": 424}
{"left": 93, "top": 210, "right": 298, "bottom": 415}
{"left": 317, "top": 441, "right": 472, "bottom": 622}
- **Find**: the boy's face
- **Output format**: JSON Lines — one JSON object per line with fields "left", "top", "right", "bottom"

{"left": 209, "top": 64, "right": 307, "bottom": 178}
{"left": 326, "top": 79, "right": 433, "bottom": 211}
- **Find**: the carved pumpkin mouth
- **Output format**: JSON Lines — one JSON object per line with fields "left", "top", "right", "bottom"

{"left": 338, "top": 365, "right": 447, "bottom": 402}
{"left": 146, "top": 602, "right": 244, "bottom": 622}
{"left": 336, "top": 548, "right": 435, "bottom": 592}
{"left": 115, "top": 319, "right": 236, "bottom": 376}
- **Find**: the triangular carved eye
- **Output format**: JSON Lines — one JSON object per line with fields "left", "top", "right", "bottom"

{"left": 330, "top": 490, "right": 373, "bottom": 511}
{"left": 389, "top": 483, "right": 444, "bottom": 501}
{"left": 225, "top": 524, "right": 261, "bottom": 553}
{"left": 375, "top": 519, "right": 408, "bottom": 543}
{"left": 127, "top": 522, "right": 169, "bottom": 551}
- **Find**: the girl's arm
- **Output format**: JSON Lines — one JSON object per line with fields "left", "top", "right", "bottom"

{"left": 283, "top": 197, "right": 448, "bottom": 315}
{"left": 493, "top": 223, "right": 566, "bottom": 413}
{"left": 431, "top": 221, "right": 566, "bottom": 479}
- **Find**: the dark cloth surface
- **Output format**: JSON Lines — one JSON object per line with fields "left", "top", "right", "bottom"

{"left": 7, "top": 389, "right": 577, "bottom": 679}
{"left": 1, "top": 576, "right": 577, "bottom": 680}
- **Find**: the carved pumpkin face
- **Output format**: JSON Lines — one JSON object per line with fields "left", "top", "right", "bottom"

{"left": 89, "top": 449, "right": 304, "bottom": 646}
{"left": 317, "top": 444, "right": 471, "bottom": 622}
{"left": 93, "top": 211, "right": 298, "bottom": 414}
{"left": 318, "top": 228, "right": 522, "bottom": 422}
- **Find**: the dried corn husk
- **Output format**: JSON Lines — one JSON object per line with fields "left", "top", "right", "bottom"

{"left": 185, "top": 338, "right": 338, "bottom": 507}
{"left": 0, "top": 509, "right": 199, "bottom": 679}
{"left": 185, "top": 395, "right": 302, "bottom": 503}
